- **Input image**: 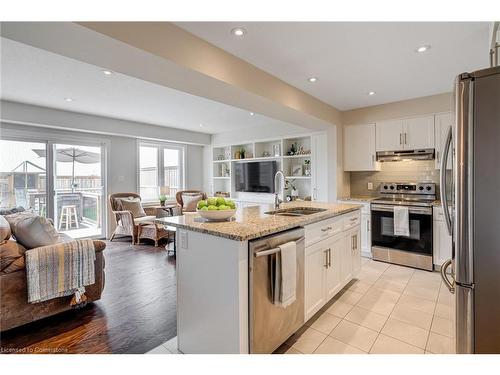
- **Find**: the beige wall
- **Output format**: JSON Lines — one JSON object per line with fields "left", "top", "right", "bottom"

{"left": 341, "top": 92, "right": 453, "bottom": 125}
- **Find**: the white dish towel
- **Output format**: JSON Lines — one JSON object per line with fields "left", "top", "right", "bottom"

{"left": 393, "top": 206, "right": 410, "bottom": 237}
{"left": 273, "top": 241, "right": 297, "bottom": 308}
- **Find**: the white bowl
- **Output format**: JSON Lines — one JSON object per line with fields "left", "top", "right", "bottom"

{"left": 196, "top": 208, "right": 236, "bottom": 222}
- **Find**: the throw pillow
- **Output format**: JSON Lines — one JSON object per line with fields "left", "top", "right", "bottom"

{"left": 5, "top": 211, "right": 60, "bottom": 249}
{"left": 0, "top": 206, "right": 25, "bottom": 216}
{"left": 182, "top": 193, "right": 203, "bottom": 212}
{"left": 117, "top": 197, "right": 146, "bottom": 218}
{"left": 0, "top": 240, "right": 27, "bottom": 273}
{"left": 0, "top": 215, "right": 11, "bottom": 241}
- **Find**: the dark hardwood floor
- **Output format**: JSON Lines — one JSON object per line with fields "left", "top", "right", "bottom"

{"left": 0, "top": 238, "right": 177, "bottom": 354}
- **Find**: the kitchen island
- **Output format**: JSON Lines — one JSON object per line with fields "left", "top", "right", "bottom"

{"left": 156, "top": 201, "right": 362, "bottom": 354}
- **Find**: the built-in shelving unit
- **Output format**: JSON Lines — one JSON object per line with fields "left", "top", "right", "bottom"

{"left": 211, "top": 133, "right": 325, "bottom": 203}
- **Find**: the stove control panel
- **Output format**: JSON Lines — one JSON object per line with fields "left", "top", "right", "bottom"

{"left": 380, "top": 182, "right": 436, "bottom": 195}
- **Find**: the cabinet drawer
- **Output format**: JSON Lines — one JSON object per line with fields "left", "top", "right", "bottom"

{"left": 305, "top": 217, "right": 343, "bottom": 247}
{"left": 343, "top": 211, "right": 361, "bottom": 230}
{"left": 433, "top": 206, "right": 445, "bottom": 221}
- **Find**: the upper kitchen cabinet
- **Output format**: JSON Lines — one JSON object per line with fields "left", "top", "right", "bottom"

{"left": 434, "top": 112, "right": 453, "bottom": 170}
{"left": 344, "top": 124, "right": 381, "bottom": 171}
{"left": 375, "top": 116, "right": 435, "bottom": 152}
{"left": 404, "top": 116, "right": 435, "bottom": 150}
{"left": 376, "top": 119, "right": 405, "bottom": 151}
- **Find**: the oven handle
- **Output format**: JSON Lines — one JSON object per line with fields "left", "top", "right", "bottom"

{"left": 371, "top": 204, "right": 432, "bottom": 215}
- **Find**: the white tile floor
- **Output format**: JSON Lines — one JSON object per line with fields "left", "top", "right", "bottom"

{"left": 284, "top": 258, "right": 456, "bottom": 354}
{"left": 147, "top": 258, "right": 456, "bottom": 355}
{"left": 146, "top": 337, "right": 180, "bottom": 354}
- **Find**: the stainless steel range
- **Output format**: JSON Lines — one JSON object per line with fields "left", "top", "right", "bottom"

{"left": 371, "top": 182, "right": 436, "bottom": 271}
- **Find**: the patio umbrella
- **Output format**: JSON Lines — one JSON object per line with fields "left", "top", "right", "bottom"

{"left": 32, "top": 147, "right": 100, "bottom": 192}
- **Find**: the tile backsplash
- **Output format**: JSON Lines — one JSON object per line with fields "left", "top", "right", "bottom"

{"left": 349, "top": 160, "right": 440, "bottom": 197}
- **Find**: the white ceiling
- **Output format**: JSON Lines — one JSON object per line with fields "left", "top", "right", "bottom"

{"left": 177, "top": 22, "right": 490, "bottom": 110}
{"left": 0, "top": 37, "right": 291, "bottom": 134}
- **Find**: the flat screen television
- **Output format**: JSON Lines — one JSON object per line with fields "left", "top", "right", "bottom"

{"left": 234, "top": 160, "right": 277, "bottom": 193}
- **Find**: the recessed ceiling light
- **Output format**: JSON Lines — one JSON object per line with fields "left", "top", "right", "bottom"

{"left": 199, "top": 123, "right": 203, "bottom": 128}
{"left": 64, "top": 97, "right": 73, "bottom": 102}
{"left": 102, "top": 70, "right": 113, "bottom": 75}
{"left": 308, "top": 77, "right": 318, "bottom": 83}
{"left": 416, "top": 45, "right": 431, "bottom": 53}
{"left": 231, "top": 27, "right": 247, "bottom": 37}
{"left": 368, "top": 91, "right": 376, "bottom": 96}
{"left": 250, "top": 112, "right": 255, "bottom": 116}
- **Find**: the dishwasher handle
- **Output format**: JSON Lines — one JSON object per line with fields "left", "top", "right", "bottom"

{"left": 254, "top": 237, "right": 305, "bottom": 257}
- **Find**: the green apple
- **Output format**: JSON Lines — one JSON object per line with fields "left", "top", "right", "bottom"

{"left": 207, "top": 205, "right": 218, "bottom": 211}
{"left": 216, "top": 197, "right": 226, "bottom": 206}
{"left": 218, "top": 205, "right": 228, "bottom": 210}
{"left": 207, "top": 197, "right": 217, "bottom": 206}
{"left": 197, "top": 200, "right": 207, "bottom": 209}
{"left": 200, "top": 206, "right": 209, "bottom": 211}
{"left": 226, "top": 200, "right": 235, "bottom": 209}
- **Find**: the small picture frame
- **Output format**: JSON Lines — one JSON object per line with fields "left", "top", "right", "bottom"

{"left": 291, "top": 164, "right": 303, "bottom": 176}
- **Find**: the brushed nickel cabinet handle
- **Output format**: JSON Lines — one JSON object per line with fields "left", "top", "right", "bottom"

{"left": 404, "top": 133, "right": 407, "bottom": 145}
{"left": 400, "top": 133, "right": 403, "bottom": 145}
{"left": 328, "top": 248, "right": 332, "bottom": 268}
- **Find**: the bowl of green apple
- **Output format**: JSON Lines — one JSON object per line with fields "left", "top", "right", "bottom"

{"left": 196, "top": 197, "right": 237, "bottom": 221}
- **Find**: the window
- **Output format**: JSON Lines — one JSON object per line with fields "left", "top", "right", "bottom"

{"left": 0, "top": 140, "right": 47, "bottom": 216}
{"left": 139, "top": 143, "right": 184, "bottom": 202}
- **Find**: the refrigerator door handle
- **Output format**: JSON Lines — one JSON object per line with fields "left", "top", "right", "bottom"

{"left": 440, "top": 125, "right": 453, "bottom": 235}
{"left": 440, "top": 258, "right": 455, "bottom": 293}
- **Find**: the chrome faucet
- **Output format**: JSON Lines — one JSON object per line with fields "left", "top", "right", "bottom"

{"left": 274, "top": 170, "right": 285, "bottom": 209}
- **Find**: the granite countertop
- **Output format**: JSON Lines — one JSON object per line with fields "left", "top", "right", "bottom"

{"left": 338, "top": 195, "right": 377, "bottom": 202}
{"left": 155, "top": 201, "right": 362, "bottom": 241}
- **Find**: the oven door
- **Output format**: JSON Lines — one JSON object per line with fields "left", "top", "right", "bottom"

{"left": 371, "top": 204, "right": 433, "bottom": 255}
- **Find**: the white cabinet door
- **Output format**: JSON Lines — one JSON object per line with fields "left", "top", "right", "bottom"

{"left": 340, "top": 234, "right": 353, "bottom": 286}
{"left": 351, "top": 228, "right": 362, "bottom": 277}
{"left": 305, "top": 241, "right": 328, "bottom": 320}
{"left": 433, "top": 219, "right": 452, "bottom": 267}
{"left": 434, "top": 112, "right": 453, "bottom": 170}
{"left": 376, "top": 120, "right": 404, "bottom": 151}
{"left": 312, "top": 134, "right": 328, "bottom": 201}
{"left": 403, "top": 116, "right": 435, "bottom": 150}
{"left": 325, "top": 236, "right": 343, "bottom": 300}
{"left": 361, "top": 213, "right": 371, "bottom": 258}
{"left": 344, "top": 124, "right": 380, "bottom": 171}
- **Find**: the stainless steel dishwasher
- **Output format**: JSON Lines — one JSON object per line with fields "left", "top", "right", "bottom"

{"left": 249, "top": 227, "right": 305, "bottom": 353}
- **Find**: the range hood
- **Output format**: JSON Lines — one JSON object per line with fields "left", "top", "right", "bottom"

{"left": 376, "top": 149, "right": 435, "bottom": 162}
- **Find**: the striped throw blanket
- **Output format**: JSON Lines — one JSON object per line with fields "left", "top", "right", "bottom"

{"left": 25, "top": 239, "right": 96, "bottom": 304}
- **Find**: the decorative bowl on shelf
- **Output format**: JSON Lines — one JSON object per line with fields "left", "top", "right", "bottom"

{"left": 196, "top": 208, "right": 236, "bottom": 222}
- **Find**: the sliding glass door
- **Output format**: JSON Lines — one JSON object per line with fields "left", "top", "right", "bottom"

{"left": 53, "top": 143, "right": 104, "bottom": 238}
{"left": 0, "top": 137, "right": 105, "bottom": 239}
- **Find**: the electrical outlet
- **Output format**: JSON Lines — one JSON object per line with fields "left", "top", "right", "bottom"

{"left": 367, "top": 182, "right": 373, "bottom": 190}
{"left": 180, "top": 231, "right": 188, "bottom": 249}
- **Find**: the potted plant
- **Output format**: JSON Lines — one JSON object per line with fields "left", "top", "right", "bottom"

{"left": 304, "top": 159, "right": 311, "bottom": 176}
{"left": 285, "top": 179, "right": 299, "bottom": 200}
{"left": 159, "top": 194, "right": 167, "bottom": 207}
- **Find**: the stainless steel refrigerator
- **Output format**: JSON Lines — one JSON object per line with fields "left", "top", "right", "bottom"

{"left": 440, "top": 65, "right": 500, "bottom": 354}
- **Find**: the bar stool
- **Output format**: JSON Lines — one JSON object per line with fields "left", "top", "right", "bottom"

{"left": 58, "top": 205, "right": 79, "bottom": 230}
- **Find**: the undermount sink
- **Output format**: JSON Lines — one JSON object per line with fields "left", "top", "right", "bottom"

{"left": 265, "top": 207, "right": 328, "bottom": 216}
